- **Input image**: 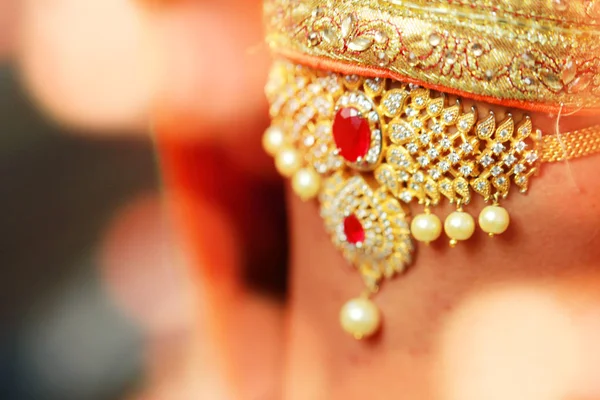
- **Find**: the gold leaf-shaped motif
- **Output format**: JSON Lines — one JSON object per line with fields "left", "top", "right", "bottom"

{"left": 492, "top": 174, "right": 510, "bottom": 197}
{"left": 471, "top": 177, "right": 491, "bottom": 200}
{"left": 389, "top": 119, "right": 415, "bottom": 144}
{"left": 381, "top": 89, "right": 409, "bottom": 117}
{"left": 348, "top": 36, "right": 374, "bottom": 52}
{"left": 495, "top": 116, "right": 515, "bottom": 143}
{"left": 441, "top": 105, "right": 460, "bottom": 126}
{"left": 410, "top": 88, "right": 430, "bottom": 110}
{"left": 363, "top": 78, "right": 384, "bottom": 97}
{"left": 453, "top": 177, "right": 471, "bottom": 202}
{"left": 407, "top": 177, "right": 425, "bottom": 202}
{"left": 375, "top": 164, "right": 399, "bottom": 195}
{"left": 456, "top": 111, "right": 476, "bottom": 133}
{"left": 382, "top": 197, "right": 403, "bottom": 214}
{"left": 514, "top": 174, "right": 530, "bottom": 192}
{"left": 438, "top": 177, "right": 454, "bottom": 200}
{"left": 386, "top": 145, "right": 416, "bottom": 172}
{"left": 516, "top": 116, "right": 533, "bottom": 139}
{"left": 424, "top": 178, "right": 441, "bottom": 205}
{"left": 341, "top": 14, "right": 355, "bottom": 39}
{"left": 426, "top": 97, "right": 445, "bottom": 117}
{"left": 476, "top": 112, "right": 496, "bottom": 139}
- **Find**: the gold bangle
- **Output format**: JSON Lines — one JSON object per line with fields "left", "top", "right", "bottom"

{"left": 263, "top": 59, "right": 600, "bottom": 340}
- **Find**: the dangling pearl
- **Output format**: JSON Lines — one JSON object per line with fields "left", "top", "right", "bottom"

{"left": 262, "top": 126, "right": 285, "bottom": 156}
{"left": 479, "top": 205, "right": 510, "bottom": 235}
{"left": 340, "top": 298, "right": 381, "bottom": 339}
{"left": 292, "top": 168, "right": 321, "bottom": 200}
{"left": 444, "top": 211, "right": 476, "bottom": 244}
{"left": 410, "top": 213, "right": 442, "bottom": 243}
{"left": 275, "top": 147, "right": 301, "bottom": 177}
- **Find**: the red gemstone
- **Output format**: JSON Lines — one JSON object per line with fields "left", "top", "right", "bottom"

{"left": 344, "top": 214, "right": 365, "bottom": 244}
{"left": 332, "top": 107, "right": 372, "bottom": 162}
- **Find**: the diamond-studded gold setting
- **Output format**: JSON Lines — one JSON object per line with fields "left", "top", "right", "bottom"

{"left": 264, "top": 59, "right": 600, "bottom": 338}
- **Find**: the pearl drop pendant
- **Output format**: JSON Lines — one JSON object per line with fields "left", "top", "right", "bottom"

{"left": 410, "top": 212, "right": 442, "bottom": 243}
{"left": 479, "top": 205, "right": 510, "bottom": 236}
{"left": 444, "top": 210, "right": 476, "bottom": 246}
{"left": 340, "top": 297, "right": 381, "bottom": 339}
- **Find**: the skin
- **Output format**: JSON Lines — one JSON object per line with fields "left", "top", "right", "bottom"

{"left": 6, "top": 0, "right": 600, "bottom": 398}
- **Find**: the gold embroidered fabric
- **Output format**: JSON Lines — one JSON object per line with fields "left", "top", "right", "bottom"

{"left": 264, "top": 0, "right": 600, "bottom": 114}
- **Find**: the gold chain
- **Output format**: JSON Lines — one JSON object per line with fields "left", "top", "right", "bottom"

{"left": 542, "top": 126, "right": 600, "bottom": 163}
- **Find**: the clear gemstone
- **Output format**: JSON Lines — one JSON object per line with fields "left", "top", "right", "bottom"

{"left": 461, "top": 142, "right": 474, "bottom": 154}
{"left": 415, "top": 97, "right": 425, "bottom": 106}
{"left": 438, "top": 160, "right": 450, "bottom": 172}
{"left": 480, "top": 154, "right": 494, "bottom": 167}
{"left": 405, "top": 107, "right": 418, "bottom": 117}
{"left": 407, "top": 142, "right": 419, "bottom": 153}
{"left": 400, "top": 191, "right": 413, "bottom": 203}
{"left": 429, "top": 104, "right": 440, "bottom": 114}
{"left": 459, "top": 165, "right": 473, "bottom": 176}
{"left": 491, "top": 165, "right": 503, "bottom": 176}
{"left": 443, "top": 112, "right": 454, "bottom": 123}
{"left": 429, "top": 33, "right": 442, "bottom": 46}
{"left": 515, "top": 141, "right": 527, "bottom": 152}
{"left": 504, "top": 154, "right": 517, "bottom": 166}
{"left": 514, "top": 164, "right": 526, "bottom": 173}
{"left": 412, "top": 119, "right": 423, "bottom": 128}
{"left": 417, "top": 156, "right": 430, "bottom": 167}
{"left": 414, "top": 172, "right": 425, "bottom": 183}
{"left": 492, "top": 142, "right": 505, "bottom": 154}
{"left": 429, "top": 168, "right": 441, "bottom": 180}
{"left": 432, "top": 124, "right": 443, "bottom": 134}
{"left": 459, "top": 120, "right": 470, "bottom": 130}
{"left": 420, "top": 134, "right": 430, "bottom": 145}
{"left": 476, "top": 181, "right": 487, "bottom": 191}
{"left": 525, "top": 152, "right": 538, "bottom": 164}
{"left": 448, "top": 152, "right": 460, "bottom": 164}
{"left": 495, "top": 176, "right": 507, "bottom": 185}
{"left": 499, "top": 129, "right": 510, "bottom": 139}
{"left": 427, "top": 147, "right": 439, "bottom": 158}
{"left": 440, "top": 137, "right": 451, "bottom": 149}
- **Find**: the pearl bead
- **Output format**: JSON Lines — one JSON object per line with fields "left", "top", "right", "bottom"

{"left": 479, "top": 205, "right": 510, "bottom": 235}
{"left": 410, "top": 213, "right": 442, "bottom": 243}
{"left": 275, "top": 147, "right": 301, "bottom": 177}
{"left": 262, "top": 126, "right": 285, "bottom": 156}
{"left": 340, "top": 298, "right": 381, "bottom": 339}
{"left": 292, "top": 168, "right": 321, "bottom": 200}
{"left": 444, "top": 211, "right": 476, "bottom": 242}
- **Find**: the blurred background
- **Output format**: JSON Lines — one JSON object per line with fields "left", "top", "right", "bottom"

{"left": 0, "top": 0, "right": 287, "bottom": 399}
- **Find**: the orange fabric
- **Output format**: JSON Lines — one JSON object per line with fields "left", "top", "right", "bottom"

{"left": 276, "top": 49, "right": 600, "bottom": 117}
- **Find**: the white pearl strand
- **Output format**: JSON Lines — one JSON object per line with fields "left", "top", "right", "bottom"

{"left": 263, "top": 127, "right": 321, "bottom": 201}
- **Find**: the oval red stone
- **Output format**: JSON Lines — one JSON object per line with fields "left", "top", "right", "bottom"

{"left": 332, "top": 107, "right": 371, "bottom": 162}
{"left": 344, "top": 214, "right": 365, "bottom": 245}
